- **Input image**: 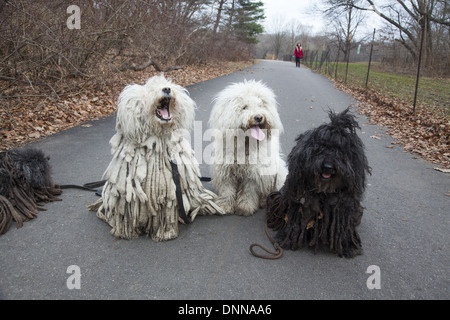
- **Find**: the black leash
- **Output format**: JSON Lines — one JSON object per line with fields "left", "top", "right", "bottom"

{"left": 59, "top": 176, "right": 211, "bottom": 197}
{"left": 61, "top": 162, "right": 212, "bottom": 225}
{"left": 169, "top": 160, "right": 192, "bottom": 224}
{"left": 59, "top": 180, "right": 106, "bottom": 193}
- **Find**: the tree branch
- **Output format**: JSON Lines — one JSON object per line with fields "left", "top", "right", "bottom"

{"left": 358, "top": 1, "right": 417, "bottom": 46}
{"left": 119, "top": 57, "right": 183, "bottom": 72}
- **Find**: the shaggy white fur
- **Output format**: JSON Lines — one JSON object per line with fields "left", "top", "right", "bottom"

{"left": 89, "top": 75, "right": 224, "bottom": 241}
{"left": 209, "top": 80, "right": 287, "bottom": 216}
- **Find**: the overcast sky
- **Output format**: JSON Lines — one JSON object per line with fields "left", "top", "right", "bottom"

{"left": 262, "top": 0, "right": 324, "bottom": 34}
{"left": 261, "top": 0, "right": 383, "bottom": 36}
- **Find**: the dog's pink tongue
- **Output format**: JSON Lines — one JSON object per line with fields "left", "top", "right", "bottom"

{"left": 159, "top": 107, "right": 170, "bottom": 119}
{"left": 250, "top": 125, "right": 265, "bottom": 141}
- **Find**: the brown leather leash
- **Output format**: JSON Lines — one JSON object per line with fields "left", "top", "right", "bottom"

{"left": 249, "top": 216, "right": 284, "bottom": 260}
{"left": 249, "top": 177, "right": 285, "bottom": 260}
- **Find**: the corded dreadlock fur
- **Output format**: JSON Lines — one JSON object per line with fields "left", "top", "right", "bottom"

{"left": 0, "top": 148, "right": 62, "bottom": 235}
{"left": 266, "top": 108, "right": 371, "bottom": 258}
{"left": 88, "top": 75, "right": 224, "bottom": 241}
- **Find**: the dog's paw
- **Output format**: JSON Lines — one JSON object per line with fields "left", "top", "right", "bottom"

{"left": 236, "top": 197, "right": 258, "bottom": 216}
{"left": 215, "top": 196, "right": 235, "bottom": 215}
{"left": 259, "top": 196, "right": 267, "bottom": 208}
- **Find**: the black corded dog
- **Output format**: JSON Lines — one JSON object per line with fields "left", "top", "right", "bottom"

{"left": 0, "top": 148, "right": 61, "bottom": 234}
{"left": 263, "top": 108, "right": 371, "bottom": 258}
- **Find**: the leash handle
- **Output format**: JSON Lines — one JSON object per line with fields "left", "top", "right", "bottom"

{"left": 249, "top": 242, "right": 283, "bottom": 260}
{"left": 249, "top": 223, "right": 284, "bottom": 259}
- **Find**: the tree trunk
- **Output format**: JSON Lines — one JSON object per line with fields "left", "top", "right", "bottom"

{"left": 213, "top": 0, "right": 226, "bottom": 34}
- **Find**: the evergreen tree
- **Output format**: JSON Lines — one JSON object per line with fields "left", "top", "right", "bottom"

{"left": 232, "top": 0, "right": 265, "bottom": 43}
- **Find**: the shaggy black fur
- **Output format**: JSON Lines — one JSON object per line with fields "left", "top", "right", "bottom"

{"left": 266, "top": 108, "right": 371, "bottom": 258}
{"left": 0, "top": 148, "right": 62, "bottom": 234}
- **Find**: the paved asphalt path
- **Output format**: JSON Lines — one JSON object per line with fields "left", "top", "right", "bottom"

{"left": 0, "top": 60, "right": 448, "bottom": 300}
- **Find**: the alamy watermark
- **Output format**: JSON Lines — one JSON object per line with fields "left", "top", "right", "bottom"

{"left": 67, "top": 5, "right": 81, "bottom": 30}
{"left": 173, "top": 122, "right": 282, "bottom": 176}
{"left": 65, "top": 265, "right": 380, "bottom": 291}
{"left": 366, "top": 265, "right": 381, "bottom": 290}
{"left": 66, "top": 265, "right": 81, "bottom": 290}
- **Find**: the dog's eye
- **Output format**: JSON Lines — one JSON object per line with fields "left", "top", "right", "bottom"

{"left": 243, "top": 105, "right": 248, "bottom": 110}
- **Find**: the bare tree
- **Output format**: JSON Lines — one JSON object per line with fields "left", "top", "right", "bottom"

{"left": 322, "top": 0, "right": 366, "bottom": 82}
{"left": 268, "top": 15, "right": 287, "bottom": 59}
{"left": 351, "top": 0, "right": 450, "bottom": 68}
{"left": 0, "top": 0, "right": 260, "bottom": 97}
{"left": 283, "top": 20, "right": 311, "bottom": 57}
{"left": 323, "top": 0, "right": 366, "bottom": 60}
{"left": 213, "top": 0, "right": 227, "bottom": 34}
{"left": 258, "top": 15, "right": 315, "bottom": 61}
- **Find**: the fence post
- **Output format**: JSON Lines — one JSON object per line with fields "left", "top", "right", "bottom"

{"left": 365, "top": 28, "right": 376, "bottom": 88}
{"left": 335, "top": 40, "right": 341, "bottom": 80}
{"left": 344, "top": 34, "right": 353, "bottom": 84}
{"left": 413, "top": 10, "right": 426, "bottom": 115}
{"left": 315, "top": 50, "right": 319, "bottom": 70}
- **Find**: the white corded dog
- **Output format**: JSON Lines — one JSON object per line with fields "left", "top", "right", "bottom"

{"left": 89, "top": 75, "right": 224, "bottom": 241}
{"left": 209, "top": 80, "right": 287, "bottom": 216}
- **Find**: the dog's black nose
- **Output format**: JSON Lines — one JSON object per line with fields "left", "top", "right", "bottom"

{"left": 254, "top": 115, "right": 263, "bottom": 123}
{"left": 323, "top": 163, "right": 333, "bottom": 169}
{"left": 162, "top": 87, "right": 171, "bottom": 94}
{"left": 322, "top": 162, "right": 334, "bottom": 173}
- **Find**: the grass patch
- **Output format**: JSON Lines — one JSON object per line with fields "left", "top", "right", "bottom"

{"left": 311, "top": 62, "right": 449, "bottom": 118}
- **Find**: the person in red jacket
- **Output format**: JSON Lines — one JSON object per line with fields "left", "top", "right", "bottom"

{"left": 294, "top": 43, "right": 303, "bottom": 68}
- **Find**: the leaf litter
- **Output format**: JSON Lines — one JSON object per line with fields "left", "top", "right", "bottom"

{"left": 0, "top": 61, "right": 253, "bottom": 149}
{"left": 335, "top": 82, "right": 449, "bottom": 170}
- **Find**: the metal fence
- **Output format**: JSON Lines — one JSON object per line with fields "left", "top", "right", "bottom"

{"left": 296, "top": 29, "right": 443, "bottom": 115}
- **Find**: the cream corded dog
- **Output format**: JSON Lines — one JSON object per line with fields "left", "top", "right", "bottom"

{"left": 209, "top": 80, "right": 287, "bottom": 216}
{"left": 89, "top": 75, "right": 224, "bottom": 241}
